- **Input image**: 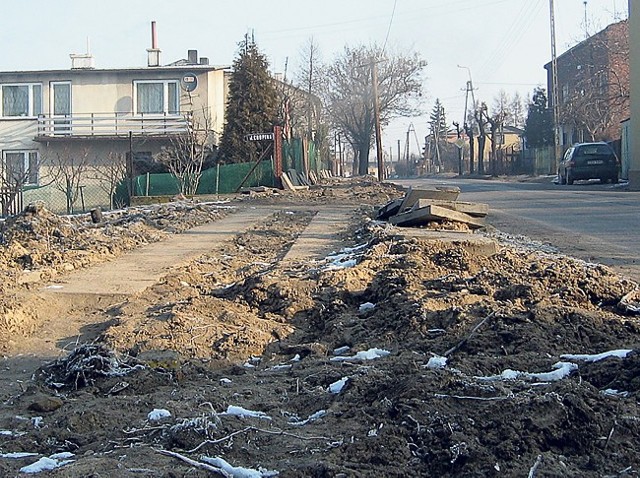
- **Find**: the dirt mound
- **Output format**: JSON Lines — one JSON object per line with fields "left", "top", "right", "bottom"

{"left": 1, "top": 179, "right": 639, "bottom": 477}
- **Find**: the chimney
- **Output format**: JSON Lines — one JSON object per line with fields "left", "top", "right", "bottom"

{"left": 199, "top": 57, "right": 209, "bottom": 65}
{"left": 147, "top": 21, "right": 161, "bottom": 67}
{"left": 70, "top": 37, "right": 95, "bottom": 69}
{"left": 188, "top": 49, "right": 198, "bottom": 65}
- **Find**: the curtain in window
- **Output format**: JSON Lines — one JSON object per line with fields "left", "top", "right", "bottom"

{"left": 2, "top": 86, "right": 29, "bottom": 116}
{"left": 137, "top": 83, "right": 163, "bottom": 114}
{"left": 28, "top": 152, "right": 39, "bottom": 184}
{"left": 52, "top": 83, "right": 70, "bottom": 116}
{"left": 168, "top": 82, "right": 178, "bottom": 114}
{"left": 5, "top": 152, "right": 24, "bottom": 183}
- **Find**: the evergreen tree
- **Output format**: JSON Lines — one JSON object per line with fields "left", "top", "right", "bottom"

{"left": 524, "top": 87, "right": 554, "bottom": 147}
{"left": 218, "top": 36, "right": 279, "bottom": 163}
{"left": 428, "top": 99, "right": 448, "bottom": 169}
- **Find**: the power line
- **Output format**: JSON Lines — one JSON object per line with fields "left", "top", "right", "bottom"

{"left": 382, "top": 0, "right": 397, "bottom": 53}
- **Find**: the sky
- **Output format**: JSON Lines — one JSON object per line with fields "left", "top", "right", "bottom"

{"left": 0, "top": 0, "right": 628, "bottom": 157}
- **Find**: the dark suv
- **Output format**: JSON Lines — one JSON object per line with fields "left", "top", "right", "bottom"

{"left": 558, "top": 142, "right": 620, "bottom": 185}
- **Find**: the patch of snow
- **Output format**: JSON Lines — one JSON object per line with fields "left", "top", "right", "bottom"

{"left": 290, "top": 354, "right": 301, "bottom": 362}
{"left": 0, "top": 452, "right": 39, "bottom": 458}
{"left": 426, "top": 356, "right": 448, "bottom": 369}
{"left": 560, "top": 349, "right": 632, "bottom": 363}
{"left": 328, "top": 377, "right": 349, "bottom": 394}
{"left": 223, "top": 405, "right": 272, "bottom": 421}
{"left": 358, "top": 302, "right": 375, "bottom": 313}
{"left": 200, "top": 456, "right": 279, "bottom": 477}
{"left": 330, "top": 348, "right": 391, "bottom": 362}
{"left": 332, "top": 346, "right": 350, "bottom": 355}
{"left": 19, "top": 453, "right": 75, "bottom": 474}
{"left": 601, "top": 389, "right": 630, "bottom": 398}
{"left": 148, "top": 409, "right": 171, "bottom": 421}
{"left": 220, "top": 378, "right": 232, "bottom": 385}
{"left": 476, "top": 362, "right": 578, "bottom": 382}
{"left": 289, "top": 410, "right": 327, "bottom": 427}
{"left": 31, "top": 417, "right": 43, "bottom": 428}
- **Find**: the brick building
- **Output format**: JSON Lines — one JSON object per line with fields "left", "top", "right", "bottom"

{"left": 545, "top": 19, "right": 629, "bottom": 146}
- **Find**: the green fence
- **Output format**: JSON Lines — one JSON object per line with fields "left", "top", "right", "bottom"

{"left": 129, "top": 159, "right": 275, "bottom": 197}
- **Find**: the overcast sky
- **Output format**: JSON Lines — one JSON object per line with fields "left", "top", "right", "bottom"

{"left": 0, "top": 0, "right": 628, "bottom": 155}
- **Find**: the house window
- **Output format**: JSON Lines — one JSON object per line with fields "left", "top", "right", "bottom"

{"left": 1, "top": 83, "right": 42, "bottom": 117}
{"left": 134, "top": 80, "right": 179, "bottom": 115}
{"left": 3, "top": 150, "right": 39, "bottom": 185}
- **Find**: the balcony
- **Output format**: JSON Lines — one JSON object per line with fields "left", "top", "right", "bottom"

{"left": 36, "top": 113, "right": 191, "bottom": 140}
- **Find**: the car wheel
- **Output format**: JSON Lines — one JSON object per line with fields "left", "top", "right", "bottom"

{"left": 566, "top": 169, "right": 574, "bottom": 185}
{"left": 558, "top": 170, "right": 566, "bottom": 185}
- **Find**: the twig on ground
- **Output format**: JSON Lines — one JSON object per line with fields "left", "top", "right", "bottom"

{"left": 528, "top": 454, "right": 543, "bottom": 478}
{"left": 434, "top": 393, "right": 513, "bottom": 401}
{"left": 187, "top": 425, "right": 333, "bottom": 453}
{"left": 604, "top": 422, "right": 616, "bottom": 451}
{"left": 444, "top": 311, "right": 496, "bottom": 357}
{"left": 155, "top": 449, "right": 231, "bottom": 477}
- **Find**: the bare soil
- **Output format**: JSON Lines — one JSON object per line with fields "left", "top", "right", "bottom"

{"left": 1, "top": 178, "right": 639, "bottom": 477}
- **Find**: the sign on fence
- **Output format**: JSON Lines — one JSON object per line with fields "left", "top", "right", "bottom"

{"left": 245, "top": 133, "right": 274, "bottom": 141}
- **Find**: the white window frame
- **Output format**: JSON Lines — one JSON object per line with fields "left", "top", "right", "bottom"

{"left": 0, "top": 83, "right": 42, "bottom": 118}
{"left": 133, "top": 80, "right": 180, "bottom": 116}
{"left": 2, "top": 150, "right": 39, "bottom": 186}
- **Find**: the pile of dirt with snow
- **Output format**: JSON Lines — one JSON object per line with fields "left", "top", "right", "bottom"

{"left": 1, "top": 179, "right": 639, "bottom": 477}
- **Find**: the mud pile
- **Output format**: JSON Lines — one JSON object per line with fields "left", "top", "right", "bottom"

{"left": 0, "top": 178, "right": 639, "bottom": 477}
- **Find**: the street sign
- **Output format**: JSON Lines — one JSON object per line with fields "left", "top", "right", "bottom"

{"left": 454, "top": 138, "right": 465, "bottom": 149}
{"left": 245, "top": 133, "right": 274, "bottom": 141}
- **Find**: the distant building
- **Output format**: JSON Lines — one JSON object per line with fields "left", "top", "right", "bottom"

{"left": 545, "top": 19, "right": 629, "bottom": 147}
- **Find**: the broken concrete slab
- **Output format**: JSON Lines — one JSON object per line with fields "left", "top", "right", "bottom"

{"left": 411, "top": 199, "right": 489, "bottom": 217}
{"left": 376, "top": 198, "right": 403, "bottom": 220}
{"left": 398, "top": 186, "right": 461, "bottom": 213}
{"left": 389, "top": 204, "right": 485, "bottom": 229}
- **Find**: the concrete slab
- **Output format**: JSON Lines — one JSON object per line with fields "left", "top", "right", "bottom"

{"left": 398, "top": 186, "right": 461, "bottom": 213}
{"left": 282, "top": 208, "right": 353, "bottom": 263}
{"left": 390, "top": 204, "right": 485, "bottom": 229}
{"left": 42, "top": 207, "right": 275, "bottom": 296}
{"left": 412, "top": 199, "right": 489, "bottom": 217}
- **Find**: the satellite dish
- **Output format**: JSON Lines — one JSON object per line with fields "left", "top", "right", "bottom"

{"left": 181, "top": 73, "right": 198, "bottom": 92}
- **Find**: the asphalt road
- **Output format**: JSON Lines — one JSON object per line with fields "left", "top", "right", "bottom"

{"left": 392, "top": 175, "right": 640, "bottom": 282}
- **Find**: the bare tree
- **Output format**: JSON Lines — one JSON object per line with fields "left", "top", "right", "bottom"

{"left": 44, "top": 147, "right": 91, "bottom": 214}
{"left": 324, "top": 44, "right": 426, "bottom": 175}
{"left": 156, "top": 108, "right": 215, "bottom": 196}
{"left": 87, "top": 152, "right": 127, "bottom": 209}
{"left": 485, "top": 108, "right": 507, "bottom": 176}
{"left": 560, "top": 20, "right": 629, "bottom": 142}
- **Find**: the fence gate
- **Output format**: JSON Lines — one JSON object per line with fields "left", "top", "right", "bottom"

{"left": 1, "top": 188, "right": 23, "bottom": 217}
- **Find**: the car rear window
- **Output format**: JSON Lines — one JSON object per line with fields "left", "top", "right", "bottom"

{"left": 577, "top": 145, "right": 613, "bottom": 156}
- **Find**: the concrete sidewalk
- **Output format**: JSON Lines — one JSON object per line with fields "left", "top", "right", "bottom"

{"left": 42, "top": 207, "right": 274, "bottom": 296}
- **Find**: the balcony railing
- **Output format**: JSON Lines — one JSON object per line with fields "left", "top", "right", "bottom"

{"left": 36, "top": 113, "right": 191, "bottom": 138}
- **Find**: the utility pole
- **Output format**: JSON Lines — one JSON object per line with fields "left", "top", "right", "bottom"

{"left": 458, "top": 65, "right": 476, "bottom": 174}
{"left": 371, "top": 61, "right": 384, "bottom": 181}
{"left": 397, "top": 139, "right": 401, "bottom": 174}
{"left": 549, "top": 0, "right": 561, "bottom": 172}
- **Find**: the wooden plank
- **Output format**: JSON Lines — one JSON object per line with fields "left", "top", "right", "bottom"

{"left": 389, "top": 204, "right": 485, "bottom": 229}
{"left": 280, "top": 172, "right": 309, "bottom": 191}
{"left": 412, "top": 199, "right": 489, "bottom": 217}
{"left": 398, "top": 187, "right": 461, "bottom": 213}
{"left": 288, "top": 169, "right": 301, "bottom": 186}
